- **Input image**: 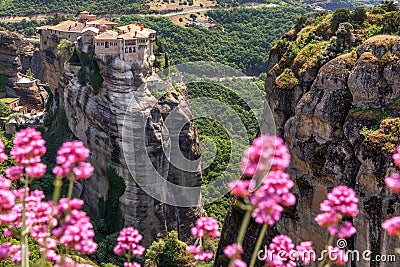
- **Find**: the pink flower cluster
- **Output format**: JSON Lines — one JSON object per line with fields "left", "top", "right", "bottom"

{"left": 0, "top": 190, "right": 97, "bottom": 263}
{"left": 224, "top": 244, "right": 246, "bottom": 267}
{"left": 187, "top": 245, "right": 214, "bottom": 261}
{"left": 266, "top": 235, "right": 296, "bottom": 267}
{"left": 250, "top": 170, "right": 296, "bottom": 226}
{"left": 265, "top": 236, "right": 317, "bottom": 267}
{"left": 1, "top": 188, "right": 54, "bottom": 241}
{"left": 315, "top": 186, "right": 358, "bottom": 238}
{"left": 53, "top": 198, "right": 97, "bottom": 255}
{"left": 385, "top": 173, "right": 400, "bottom": 193}
{"left": 0, "top": 139, "right": 7, "bottom": 162}
{"left": 230, "top": 136, "right": 295, "bottom": 226}
{"left": 8, "top": 128, "right": 47, "bottom": 179}
{"left": 250, "top": 171, "right": 296, "bottom": 226}
{"left": 241, "top": 135, "right": 290, "bottom": 178}
{"left": 0, "top": 130, "right": 100, "bottom": 266}
{"left": 296, "top": 241, "right": 316, "bottom": 265}
{"left": 187, "top": 217, "right": 220, "bottom": 262}
{"left": 191, "top": 216, "right": 221, "bottom": 238}
{"left": 114, "top": 226, "right": 145, "bottom": 266}
{"left": 382, "top": 146, "right": 400, "bottom": 237}
{"left": 0, "top": 175, "right": 15, "bottom": 215}
{"left": 53, "top": 140, "right": 93, "bottom": 179}
{"left": 382, "top": 217, "right": 400, "bottom": 238}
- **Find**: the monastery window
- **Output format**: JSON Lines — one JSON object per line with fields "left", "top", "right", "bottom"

{"left": 44, "top": 41, "right": 47, "bottom": 45}
{"left": 97, "top": 42, "right": 99, "bottom": 46}
{"left": 125, "top": 40, "right": 136, "bottom": 46}
{"left": 105, "top": 42, "right": 109, "bottom": 48}
{"left": 129, "top": 47, "right": 132, "bottom": 53}
{"left": 68, "top": 34, "right": 71, "bottom": 38}
{"left": 125, "top": 48, "right": 129, "bottom": 53}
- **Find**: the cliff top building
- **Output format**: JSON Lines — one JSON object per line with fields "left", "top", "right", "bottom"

{"left": 38, "top": 11, "right": 156, "bottom": 65}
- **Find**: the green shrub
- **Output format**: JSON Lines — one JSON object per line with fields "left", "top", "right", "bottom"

{"left": 57, "top": 39, "right": 74, "bottom": 57}
{"left": 331, "top": 8, "right": 351, "bottom": 32}
{"left": 275, "top": 68, "right": 299, "bottom": 90}
{"left": 89, "top": 69, "right": 104, "bottom": 95}
{"left": 78, "top": 67, "right": 87, "bottom": 85}
{"left": 145, "top": 231, "right": 194, "bottom": 267}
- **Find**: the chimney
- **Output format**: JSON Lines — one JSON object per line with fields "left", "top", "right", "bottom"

{"left": 128, "top": 26, "right": 131, "bottom": 32}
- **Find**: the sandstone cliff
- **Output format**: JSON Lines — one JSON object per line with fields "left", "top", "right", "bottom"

{"left": 216, "top": 26, "right": 400, "bottom": 267}
{"left": 55, "top": 52, "right": 202, "bottom": 246}
{"left": 0, "top": 29, "right": 48, "bottom": 112}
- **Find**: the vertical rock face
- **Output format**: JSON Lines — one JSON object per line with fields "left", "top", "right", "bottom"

{"left": 0, "top": 29, "right": 49, "bottom": 111}
{"left": 0, "top": 29, "right": 25, "bottom": 77}
{"left": 59, "top": 54, "right": 202, "bottom": 246}
{"left": 216, "top": 35, "right": 400, "bottom": 266}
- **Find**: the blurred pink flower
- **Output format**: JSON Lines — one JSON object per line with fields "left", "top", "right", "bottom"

{"left": 228, "top": 180, "right": 255, "bottom": 198}
{"left": 25, "top": 162, "right": 46, "bottom": 179}
{"left": 114, "top": 227, "right": 145, "bottom": 258}
{"left": 392, "top": 146, "right": 400, "bottom": 168}
{"left": 233, "top": 259, "right": 247, "bottom": 267}
{"left": 382, "top": 216, "right": 400, "bottom": 237}
{"left": 5, "top": 166, "right": 24, "bottom": 180}
{"left": 250, "top": 171, "right": 296, "bottom": 226}
{"left": 0, "top": 139, "right": 7, "bottom": 163}
{"left": 241, "top": 135, "right": 290, "bottom": 178}
{"left": 73, "top": 162, "right": 94, "bottom": 179}
{"left": 10, "top": 128, "right": 46, "bottom": 166}
{"left": 186, "top": 245, "right": 214, "bottom": 261}
{"left": 53, "top": 140, "right": 92, "bottom": 178}
{"left": 53, "top": 198, "right": 97, "bottom": 255}
{"left": 315, "top": 186, "right": 359, "bottom": 237}
{"left": 224, "top": 243, "right": 243, "bottom": 259}
{"left": 0, "top": 242, "right": 10, "bottom": 260}
{"left": 266, "top": 235, "right": 296, "bottom": 267}
{"left": 191, "top": 217, "right": 220, "bottom": 238}
{"left": 385, "top": 173, "right": 400, "bottom": 193}
{"left": 296, "top": 241, "right": 315, "bottom": 265}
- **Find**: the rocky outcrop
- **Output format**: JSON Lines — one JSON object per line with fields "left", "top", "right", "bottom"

{"left": 303, "top": 0, "right": 354, "bottom": 11}
{"left": 0, "top": 29, "right": 48, "bottom": 111}
{"left": 59, "top": 54, "right": 202, "bottom": 246}
{"left": 0, "top": 29, "right": 27, "bottom": 77}
{"left": 216, "top": 35, "right": 400, "bottom": 266}
{"left": 5, "top": 82, "right": 48, "bottom": 112}
{"left": 20, "top": 50, "right": 46, "bottom": 81}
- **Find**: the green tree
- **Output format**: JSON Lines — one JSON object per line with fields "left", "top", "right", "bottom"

{"left": 381, "top": 0, "right": 399, "bottom": 12}
{"left": 145, "top": 231, "right": 194, "bottom": 267}
{"left": 331, "top": 8, "right": 351, "bottom": 32}
{"left": 351, "top": 6, "right": 367, "bottom": 25}
{"left": 26, "top": 68, "right": 34, "bottom": 79}
{"left": 57, "top": 39, "right": 74, "bottom": 57}
{"left": 0, "top": 102, "right": 10, "bottom": 117}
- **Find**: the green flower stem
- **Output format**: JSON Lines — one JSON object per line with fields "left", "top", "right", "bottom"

{"left": 39, "top": 175, "right": 64, "bottom": 267}
{"left": 67, "top": 176, "right": 75, "bottom": 200}
{"left": 249, "top": 223, "right": 268, "bottom": 267}
{"left": 21, "top": 177, "right": 30, "bottom": 267}
{"left": 228, "top": 208, "right": 252, "bottom": 267}
{"left": 52, "top": 175, "right": 63, "bottom": 203}
{"left": 317, "top": 234, "right": 336, "bottom": 267}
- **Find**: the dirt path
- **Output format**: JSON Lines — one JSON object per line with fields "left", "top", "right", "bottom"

{"left": 0, "top": 3, "right": 278, "bottom": 23}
